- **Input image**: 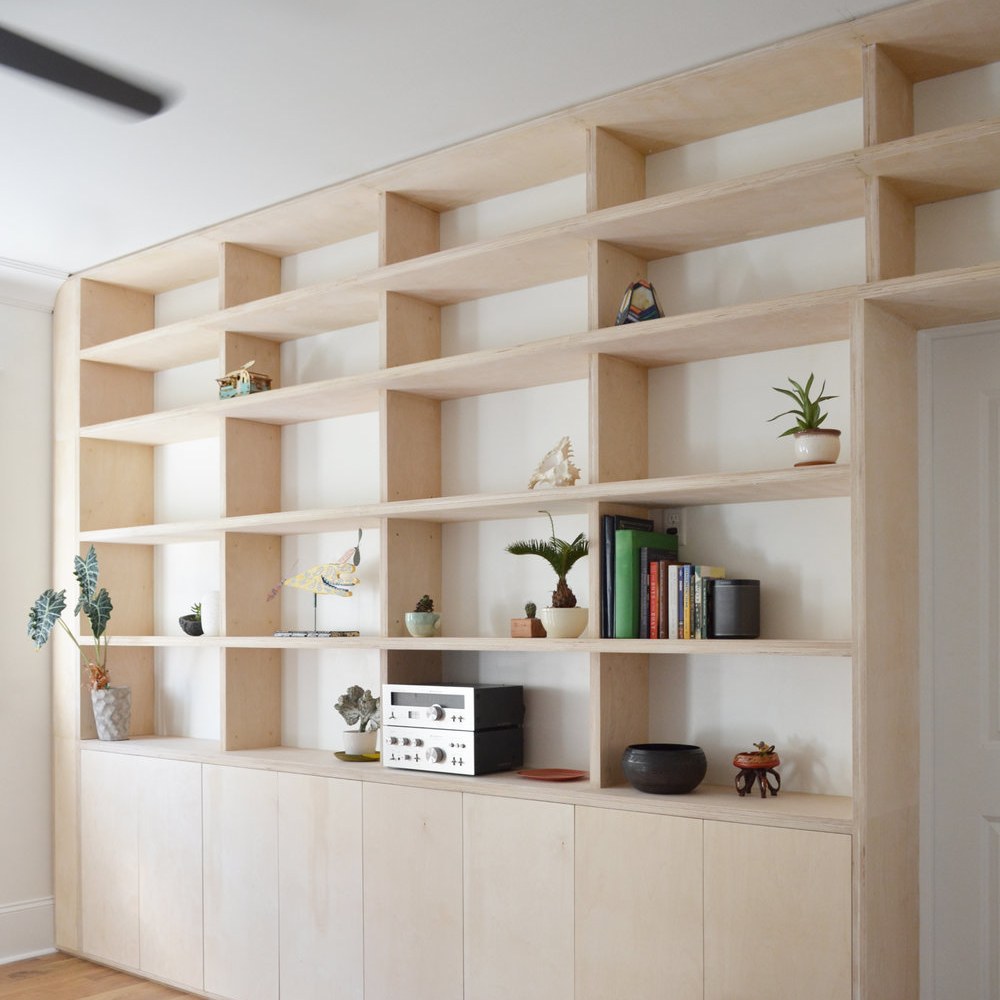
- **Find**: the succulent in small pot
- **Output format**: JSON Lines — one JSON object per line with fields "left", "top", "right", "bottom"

{"left": 505, "top": 511, "right": 589, "bottom": 638}
{"left": 405, "top": 595, "right": 440, "bottom": 637}
{"left": 335, "top": 684, "right": 381, "bottom": 755}
{"left": 178, "top": 602, "right": 203, "bottom": 636}
{"left": 768, "top": 373, "right": 841, "bottom": 467}
{"left": 510, "top": 600, "right": 547, "bottom": 638}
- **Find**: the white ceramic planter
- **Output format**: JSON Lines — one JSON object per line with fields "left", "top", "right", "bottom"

{"left": 540, "top": 606, "right": 588, "bottom": 639}
{"left": 405, "top": 611, "right": 440, "bottom": 637}
{"left": 793, "top": 428, "right": 841, "bottom": 467}
{"left": 91, "top": 686, "right": 132, "bottom": 741}
{"left": 342, "top": 729, "right": 378, "bottom": 755}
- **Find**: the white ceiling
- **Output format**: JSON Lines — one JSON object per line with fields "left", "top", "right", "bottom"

{"left": 0, "top": 0, "right": 901, "bottom": 307}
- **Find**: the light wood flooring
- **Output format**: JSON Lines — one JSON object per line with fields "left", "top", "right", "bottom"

{"left": 0, "top": 953, "right": 197, "bottom": 999}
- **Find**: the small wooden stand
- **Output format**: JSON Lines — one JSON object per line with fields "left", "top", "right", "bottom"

{"left": 510, "top": 617, "right": 546, "bottom": 638}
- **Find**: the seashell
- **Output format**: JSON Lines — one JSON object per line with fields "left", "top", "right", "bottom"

{"left": 528, "top": 436, "right": 581, "bottom": 489}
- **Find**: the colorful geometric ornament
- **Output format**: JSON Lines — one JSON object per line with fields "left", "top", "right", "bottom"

{"left": 614, "top": 280, "right": 663, "bottom": 325}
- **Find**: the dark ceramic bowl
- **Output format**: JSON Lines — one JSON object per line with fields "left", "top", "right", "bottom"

{"left": 621, "top": 743, "right": 707, "bottom": 794}
{"left": 178, "top": 614, "right": 203, "bottom": 636}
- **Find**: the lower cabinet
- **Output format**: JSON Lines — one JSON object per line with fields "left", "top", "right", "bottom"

{"left": 137, "top": 757, "right": 203, "bottom": 990}
{"left": 703, "top": 821, "right": 852, "bottom": 1000}
{"left": 79, "top": 758, "right": 853, "bottom": 1000}
{"left": 203, "top": 764, "right": 279, "bottom": 1000}
{"left": 464, "top": 795, "right": 575, "bottom": 1000}
{"left": 278, "top": 772, "right": 364, "bottom": 1000}
{"left": 575, "top": 806, "right": 704, "bottom": 1000}
{"left": 80, "top": 751, "right": 203, "bottom": 992}
{"left": 363, "top": 782, "right": 465, "bottom": 1000}
{"left": 80, "top": 751, "right": 140, "bottom": 969}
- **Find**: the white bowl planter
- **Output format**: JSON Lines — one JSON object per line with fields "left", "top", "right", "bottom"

{"left": 540, "top": 606, "right": 588, "bottom": 639}
{"left": 793, "top": 428, "right": 841, "bottom": 467}
{"left": 342, "top": 729, "right": 378, "bottom": 755}
{"left": 405, "top": 611, "right": 440, "bottom": 637}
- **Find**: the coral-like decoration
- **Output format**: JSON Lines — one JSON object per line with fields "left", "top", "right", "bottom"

{"left": 527, "top": 436, "right": 581, "bottom": 490}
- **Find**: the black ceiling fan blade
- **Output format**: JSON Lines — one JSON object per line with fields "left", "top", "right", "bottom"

{"left": 0, "top": 24, "right": 164, "bottom": 117}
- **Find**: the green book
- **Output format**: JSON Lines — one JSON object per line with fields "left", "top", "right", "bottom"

{"left": 613, "top": 529, "right": 680, "bottom": 638}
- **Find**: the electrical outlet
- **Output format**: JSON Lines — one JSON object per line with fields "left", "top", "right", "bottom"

{"left": 664, "top": 508, "right": 685, "bottom": 546}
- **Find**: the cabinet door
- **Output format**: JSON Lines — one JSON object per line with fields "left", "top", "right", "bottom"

{"left": 138, "top": 757, "right": 203, "bottom": 991}
{"left": 278, "top": 772, "right": 363, "bottom": 1000}
{"left": 363, "top": 783, "right": 463, "bottom": 1000}
{"left": 704, "top": 822, "right": 852, "bottom": 1000}
{"left": 203, "top": 764, "right": 279, "bottom": 1000}
{"left": 80, "top": 750, "right": 139, "bottom": 968}
{"left": 576, "top": 806, "right": 703, "bottom": 1000}
{"left": 463, "top": 795, "right": 574, "bottom": 1000}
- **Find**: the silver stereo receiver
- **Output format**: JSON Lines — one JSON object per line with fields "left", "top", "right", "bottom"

{"left": 381, "top": 683, "right": 524, "bottom": 775}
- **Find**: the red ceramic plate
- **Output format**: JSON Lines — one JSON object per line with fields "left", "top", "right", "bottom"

{"left": 517, "top": 768, "right": 588, "bottom": 781}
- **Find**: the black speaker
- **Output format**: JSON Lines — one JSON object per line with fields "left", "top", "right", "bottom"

{"left": 707, "top": 579, "right": 760, "bottom": 639}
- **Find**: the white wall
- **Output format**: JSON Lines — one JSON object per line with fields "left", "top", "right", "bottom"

{"left": 0, "top": 297, "right": 54, "bottom": 961}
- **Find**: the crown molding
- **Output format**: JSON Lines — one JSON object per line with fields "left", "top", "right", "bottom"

{"left": 0, "top": 257, "right": 67, "bottom": 313}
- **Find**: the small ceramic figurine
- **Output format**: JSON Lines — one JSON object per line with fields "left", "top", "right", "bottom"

{"left": 527, "top": 436, "right": 581, "bottom": 489}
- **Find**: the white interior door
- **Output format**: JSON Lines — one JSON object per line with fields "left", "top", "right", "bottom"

{"left": 923, "top": 321, "right": 1000, "bottom": 998}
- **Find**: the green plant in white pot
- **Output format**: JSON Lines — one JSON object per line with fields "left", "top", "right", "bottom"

{"left": 335, "top": 685, "right": 380, "bottom": 756}
{"left": 768, "top": 373, "right": 841, "bottom": 467}
{"left": 405, "top": 594, "right": 440, "bottom": 637}
{"left": 28, "top": 545, "right": 131, "bottom": 740}
{"left": 505, "top": 511, "right": 590, "bottom": 638}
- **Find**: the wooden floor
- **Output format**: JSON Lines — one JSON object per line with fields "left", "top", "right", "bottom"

{"left": 0, "top": 953, "right": 198, "bottom": 999}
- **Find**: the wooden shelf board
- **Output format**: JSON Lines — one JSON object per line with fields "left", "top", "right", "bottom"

{"left": 861, "top": 118, "right": 1000, "bottom": 204}
{"left": 81, "top": 736, "right": 853, "bottom": 834}
{"left": 863, "top": 260, "right": 1000, "bottom": 327}
{"left": 581, "top": 154, "right": 865, "bottom": 259}
{"left": 110, "top": 634, "right": 850, "bottom": 656}
{"left": 81, "top": 466, "right": 851, "bottom": 543}
{"left": 79, "top": 289, "right": 855, "bottom": 441}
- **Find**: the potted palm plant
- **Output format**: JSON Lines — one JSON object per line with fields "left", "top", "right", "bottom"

{"left": 27, "top": 545, "right": 130, "bottom": 741}
{"left": 505, "top": 511, "right": 589, "bottom": 638}
{"left": 768, "top": 372, "right": 841, "bottom": 466}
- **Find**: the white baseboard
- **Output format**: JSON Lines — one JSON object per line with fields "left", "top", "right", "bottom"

{"left": 0, "top": 897, "right": 55, "bottom": 964}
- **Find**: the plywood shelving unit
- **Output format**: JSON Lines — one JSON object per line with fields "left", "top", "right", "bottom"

{"left": 51, "top": 1, "right": 1000, "bottom": 996}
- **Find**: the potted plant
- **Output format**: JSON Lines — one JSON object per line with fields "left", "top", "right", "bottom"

{"left": 405, "top": 594, "right": 440, "bottom": 637}
{"left": 178, "top": 602, "right": 203, "bottom": 636}
{"left": 510, "top": 601, "right": 547, "bottom": 638}
{"left": 767, "top": 372, "right": 841, "bottom": 466}
{"left": 505, "top": 511, "right": 589, "bottom": 638}
{"left": 335, "top": 684, "right": 380, "bottom": 755}
{"left": 27, "top": 545, "right": 131, "bottom": 741}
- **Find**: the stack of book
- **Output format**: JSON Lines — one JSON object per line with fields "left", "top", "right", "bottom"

{"left": 600, "top": 514, "right": 725, "bottom": 639}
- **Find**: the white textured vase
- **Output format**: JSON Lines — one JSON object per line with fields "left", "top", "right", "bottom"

{"left": 793, "top": 428, "right": 841, "bottom": 467}
{"left": 540, "top": 606, "right": 588, "bottom": 639}
{"left": 200, "top": 590, "right": 221, "bottom": 636}
{"left": 91, "top": 686, "right": 131, "bottom": 741}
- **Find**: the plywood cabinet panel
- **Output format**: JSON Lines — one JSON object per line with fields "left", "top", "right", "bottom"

{"left": 704, "top": 821, "right": 852, "bottom": 1000}
{"left": 203, "top": 765, "right": 279, "bottom": 1000}
{"left": 138, "top": 757, "right": 203, "bottom": 991}
{"left": 80, "top": 751, "right": 140, "bottom": 968}
{"left": 463, "top": 795, "right": 574, "bottom": 1000}
{"left": 278, "top": 773, "right": 363, "bottom": 1000}
{"left": 576, "top": 806, "right": 703, "bottom": 1000}
{"left": 363, "top": 783, "right": 463, "bottom": 1000}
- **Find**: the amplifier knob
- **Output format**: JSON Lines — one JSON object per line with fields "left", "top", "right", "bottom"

{"left": 426, "top": 704, "right": 445, "bottom": 722}
{"left": 425, "top": 746, "right": 445, "bottom": 764}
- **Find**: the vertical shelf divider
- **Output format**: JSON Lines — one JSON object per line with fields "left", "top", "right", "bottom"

{"left": 850, "top": 299, "right": 919, "bottom": 998}
{"left": 863, "top": 43, "right": 916, "bottom": 282}
{"left": 218, "top": 256, "right": 284, "bottom": 751}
